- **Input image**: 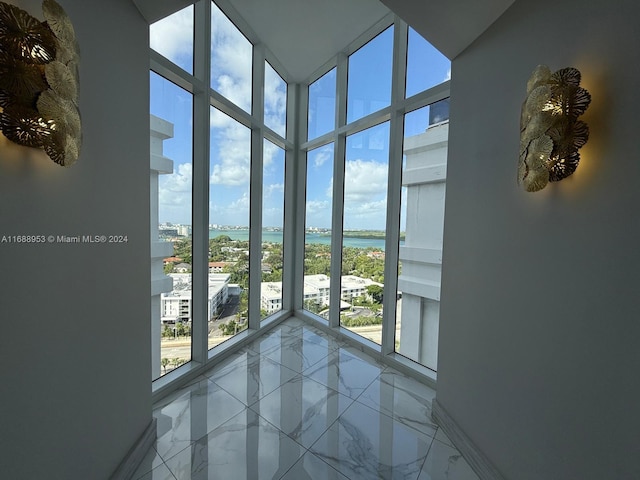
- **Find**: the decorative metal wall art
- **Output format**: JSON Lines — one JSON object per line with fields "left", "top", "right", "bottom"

{"left": 518, "top": 65, "right": 591, "bottom": 192}
{"left": 0, "top": 0, "right": 80, "bottom": 166}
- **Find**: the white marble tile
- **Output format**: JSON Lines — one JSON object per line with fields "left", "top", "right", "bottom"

{"left": 418, "top": 439, "right": 480, "bottom": 480}
{"left": 298, "top": 324, "right": 347, "bottom": 350}
{"left": 153, "top": 377, "right": 245, "bottom": 459}
{"left": 309, "top": 401, "right": 434, "bottom": 480}
{"left": 262, "top": 334, "right": 336, "bottom": 373}
{"left": 434, "top": 428, "right": 454, "bottom": 448}
{"left": 251, "top": 374, "right": 353, "bottom": 448}
{"left": 131, "top": 446, "right": 166, "bottom": 480}
{"left": 202, "top": 347, "right": 255, "bottom": 379}
{"left": 303, "top": 345, "right": 385, "bottom": 399}
{"left": 134, "top": 463, "right": 177, "bottom": 480}
{"left": 245, "top": 324, "right": 303, "bottom": 355}
{"left": 209, "top": 353, "right": 298, "bottom": 406}
{"left": 357, "top": 368, "right": 438, "bottom": 437}
{"left": 163, "top": 408, "right": 305, "bottom": 480}
{"left": 280, "top": 451, "right": 350, "bottom": 480}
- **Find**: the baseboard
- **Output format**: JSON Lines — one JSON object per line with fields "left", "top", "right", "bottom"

{"left": 431, "top": 398, "right": 507, "bottom": 480}
{"left": 109, "top": 417, "right": 157, "bottom": 480}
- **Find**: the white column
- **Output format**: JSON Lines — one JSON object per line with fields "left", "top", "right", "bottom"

{"left": 398, "top": 122, "right": 448, "bottom": 370}
{"left": 150, "top": 114, "right": 175, "bottom": 379}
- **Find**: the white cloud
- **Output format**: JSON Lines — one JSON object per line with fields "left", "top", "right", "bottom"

{"left": 344, "top": 159, "right": 388, "bottom": 203}
{"left": 340, "top": 159, "right": 389, "bottom": 230}
{"left": 229, "top": 192, "right": 250, "bottom": 211}
{"left": 211, "top": 161, "right": 249, "bottom": 186}
{"left": 150, "top": 6, "right": 193, "bottom": 64}
{"left": 263, "top": 140, "right": 280, "bottom": 168}
{"left": 444, "top": 67, "right": 451, "bottom": 81}
{"left": 344, "top": 198, "right": 387, "bottom": 216}
{"left": 305, "top": 199, "right": 332, "bottom": 229}
{"left": 264, "top": 64, "right": 287, "bottom": 136}
{"left": 312, "top": 149, "right": 331, "bottom": 168}
{"left": 211, "top": 3, "right": 252, "bottom": 112}
{"left": 210, "top": 115, "right": 251, "bottom": 186}
{"left": 265, "top": 183, "right": 284, "bottom": 198}
{"left": 263, "top": 207, "right": 284, "bottom": 228}
{"left": 209, "top": 191, "right": 250, "bottom": 226}
{"left": 306, "top": 199, "right": 330, "bottom": 215}
{"left": 343, "top": 198, "right": 388, "bottom": 230}
{"left": 158, "top": 162, "right": 192, "bottom": 223}
{"left": 159, "top": 162, "right": 192, "bottom": 195}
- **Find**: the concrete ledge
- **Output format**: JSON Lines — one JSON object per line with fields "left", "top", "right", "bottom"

{"left": 397, "top": 276, "right": 440, "bottom": 300}
{"left": 402, "top": 164, "right": 446, "bottom": 185}
{"left": 432, "top": 399, "right": 506, "bottom": 480}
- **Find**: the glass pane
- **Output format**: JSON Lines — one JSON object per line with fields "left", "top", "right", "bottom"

{"left": 395, "top": 100, "right": 449, "bottom": 371}
{"left": 304, "top": 144, "right": 334, "bottom": 317}
{"left": 340, "top": 123, "right": 389, "bottom": 344}
{"left": 150, "top": 5, "right": 193, "bottom": 74}
{"left": 208, "top": 107, "right": 251, "bottom": 348}
{"left": 405, "top": 28, "right": 451, "bottom": 98}
{"left": 261, "top": 140, "right": 285, "bottom": 319}
{"left": 264, "top": 62, "right": 287, "bottom": 137}
{"left": 211, "top": 1, "right": 252, "bottom": 113}
{"left": 308, "top": 68, "right": 336, "bottom": 140}
{"left": 347, "top": 26, "right": 394, "bottom": 123}
{"left": 150, "top": 72, "right": 193, "bottom": 379}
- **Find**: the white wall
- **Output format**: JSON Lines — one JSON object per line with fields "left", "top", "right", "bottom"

{"left": 0, "top": 1, "right": 151, "bottom": 478}
{"left": 436, "top": 0, "right": 640, "bottom": 478}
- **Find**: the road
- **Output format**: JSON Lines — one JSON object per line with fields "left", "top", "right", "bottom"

{"left": 160, "top": 298, "right": 402, "bottom": 364}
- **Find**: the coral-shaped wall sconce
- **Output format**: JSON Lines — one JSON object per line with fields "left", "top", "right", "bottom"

{"left": 0, "top": 0, "right": 80, "bottom": 166}
{"left": 518, "top": 65, "right": 591, "bottom": 192}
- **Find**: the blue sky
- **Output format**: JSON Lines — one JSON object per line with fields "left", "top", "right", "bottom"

{"left": 150, "top": 4, "right": 450, "bottom": 231}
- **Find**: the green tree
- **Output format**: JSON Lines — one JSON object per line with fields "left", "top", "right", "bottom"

{"left": 220, "top": 319, "right": 247, "bottom": 335}
{"left": 238, "top": 291, "right": 249, "bottom": 319}
{"left": 162, "top": 325, "right": 173, "bottom": 339}
{"left": 175, "top": 322, "right": 191, "bottom": 337}
{"left": 211, "top": 234, "right": 232, "bottom": 243}
{"left": 173, "top": 238, "right": 192, "bottom": 264}
{"left": 303, "top": 299, "right": 322, "bottom": 313}
{"left": 341, "top": 315, "right": 382, "bottom": 327}
{"left": 161, "top": 357, "right": 170, "bottom": 374}
{"left": 366, "top": 284, "right": 384, "bottom": 304}
{"left": 170, "top": 357, "right": 184, "bottom": 369}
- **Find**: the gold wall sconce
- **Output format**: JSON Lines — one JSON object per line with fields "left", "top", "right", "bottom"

{"left": 518, "top": 65, "right": 591, "bottom": 192}
{"left": 0, "top": 0, "right": 80, "bottom": 166}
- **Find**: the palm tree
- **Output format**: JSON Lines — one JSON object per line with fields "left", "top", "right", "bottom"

{"left": 161, "top": 357, "right": 170, "bottom": 374}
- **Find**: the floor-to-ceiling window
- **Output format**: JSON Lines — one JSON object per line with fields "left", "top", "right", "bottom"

{"left": 300, "top": 21, "right": 450, "bottom": 373}
{"left": 150, "top": 5, "right": 195, "bottom": 379}
{"left": 149, "top": 1, "right": 291, "bottom": 382}
{"left": 149, "top": 3, "right": 449, "bottom": 386}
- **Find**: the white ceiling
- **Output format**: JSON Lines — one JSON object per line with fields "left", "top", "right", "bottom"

{"left": 133, "top": 0, "right": 515, "bottom": 82}
{"left": 381, "top": 0, "right": 514, "bottom": 59}
{"left": 225, "top": 0, "right": 391, "bottom": 82}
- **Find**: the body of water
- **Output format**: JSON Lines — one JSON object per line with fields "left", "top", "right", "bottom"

{"left": 209, "top": 229, "right": 394, "bottom": 250}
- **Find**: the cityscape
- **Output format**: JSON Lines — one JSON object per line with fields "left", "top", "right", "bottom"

{"left": 157, "top": 224, "right": 390, "bottom": 373}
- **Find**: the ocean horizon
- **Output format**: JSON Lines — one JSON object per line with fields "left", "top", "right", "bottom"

{"left": 209, "top": 228, "right": 397, "bottom": 250}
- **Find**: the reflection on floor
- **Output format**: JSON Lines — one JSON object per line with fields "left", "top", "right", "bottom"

{"left": 135, "top": 317, "right": 480, "bottom": 480}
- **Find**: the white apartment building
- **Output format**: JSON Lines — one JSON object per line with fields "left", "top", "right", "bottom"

{"left": 161, "top": 273, "right": 230, "bottom": 323}
{"left": 260, "top": 282, "right": 282, "bottom": 314}
{"left": 261, "top": 274, "right": 383, "bottom": 315}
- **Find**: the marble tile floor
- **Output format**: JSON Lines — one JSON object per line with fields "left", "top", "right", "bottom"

{"left": 134, "top": 317, "right": 480, "bottom": 480}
